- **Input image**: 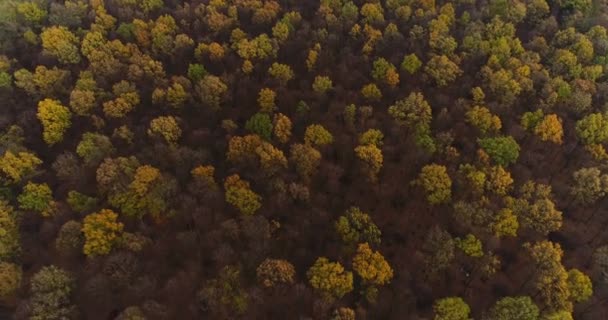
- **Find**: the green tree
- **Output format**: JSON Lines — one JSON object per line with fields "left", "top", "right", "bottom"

{"left": 307, "top": 257, "right": 353, "bottom": 300}
{"left": 567, "top": 269, "right": 592, "bottom": 303}
{"left": 76, "top": 132, "right": 114, "bottom": 165}
{"left": 17, "top": 2, "right": 48, "bottom": 25}
{"left": 487, "top": 296, "right": 540, "bottom": 320}
{"left": 245, "top": 113, "right": 273, "bottom": 140}
{"left": 455, "top": 234, "right": 483, "bottom": 257}
{"left": 478, "top": 136, "right": 520, "bottom": 166}
{"left": 335, "top": 206, "right": 381, "bottom": 246}
{"left": 576, "top": 113, "right": 608, "bottom": 145}
{"left": 433, "top": 297, "right": 471, "bottom": 320}
{"left": 414, "top": 164, "right": 452, "bottom": 205}
{"left": 37, "top": 99, "right": 72, "bottom": 145}
{"left": 18, "top": 182, "right": 55, "bottom": 217}
{"left": 401, "top": 53, "right": 422, "bottom": 74}
{"left": 66, "top": 191, "right": 97, "bottom": 213}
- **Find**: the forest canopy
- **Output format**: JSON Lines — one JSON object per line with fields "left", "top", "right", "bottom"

{"left": 1, "top": 0, "right": 608, "bottom": 319}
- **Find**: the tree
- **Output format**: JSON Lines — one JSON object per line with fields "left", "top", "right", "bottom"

{"left": 465, "top": 106, "right": 501, "bottom": 134}
{"left": 197, "top": 265, "right": 248, "bottom": 316}
{"left": 148, "top": 116, "right": 181, "bottom": 145}
{"left": 372, "top": 58, "right": 399, "bottom": 87}
{"left": 388, "top": 92, "right": 432, "bottom": 129}
{"left": 541, "top": 311, "right": 573, "bottom": 320}
{"left": 487, "top": 296, "right": 540, "bottom": 320}
{"left": 525, "top": 241, "right": 571, "bottom": 313}
{"left": 307, "top": 257, "right": 353, "bottom": 300}
{"left": 40, "top": 26, "right": 81, "bottom": 64}
{"left": 424, "top": 55, "right": 462, "bottom": 86}
{"left": 37, "top": 99, "right": 72, "bottom": 145}
{"left": 256, "top": 259, "right": 296, "bottom": 288}
{"left": 224, "top": 174, "right": 262, "bottom": 215}
{"left": 0, "top": 151, "right": 42, "bottom": 184}
{"left": 533, "top": 114, "right": 564, "bottom": 144}
{"left": 18, "top": 182, "right": 55, "bottom": 217}
{"left": 478, "top": 136, "right": 520, "bottom": 166}
{"left": 290, "top": 143, "right": 321, "bottom": 182}
{"left": 414, "top": 164, "right": 452, "bottom": 205}
{"left": 255, "top": 141, "right": 288, "bottom": 176}
{"left": 82, "top": 209, "right": 124, "bottom": 257}
{"left": 69, "top": 89, "right": 96, "bottom": 116}
{"left": 76, "top": 132, "right": 114, "bottom": 165}
{"left": 455, "top": 234, "right": 483, "bottom": 257}
{"left": 332, "top": 308, "right": 355, "bottom": 320}
{"left": 361, "top": 83, "right": 382, "bottom": 101}
{"left": 360, "top": 3, "right": 385, "bottom": 25}
{"left": 401, "top": 53, "right": 422, "bottom": 74}
{"left": 571, "top": 167, "right": 608, "bottom": 205}
{"left": 335, "top": 206, "right": 381, "bottom": 246}
{"left": 55, "top": 220, "right": 84, "bottom": 255}
{"left": 273, "top": 113, "right": 292, "bottom": 143}
{"left": 245, "top": 113, "right": 273, "bottom": 140}
{"left": 108, "top": 165, "right": 176, "bottom": 219}
{"left": 29, "top": 266, "right": 77, "bottom": 320}
{"left": 187, "top": 64, "right": 207, "bottom": 83}
{"left": 66, "top": 191, "right": 97, "bottom": 213}
{"left": 575, "top": 113, "right": 608, "bottom": 145}
{"left": 355, "top": 144, "right": 383, "bottom": 182}
{"left": 433, "top": 297, "right": 471, "bottom": 320}
{"left": 423, "top": 226, "right": 455, "bottom": 274}
{"left": 353, "top": 243, "right": 393, "bottom": 286}
{"left": 227, "top": 134, "right": 264, "bottom": 165}
{"left": 567, "top": 269, "right": 592, "bottom": 303}
{"left": 258, "top": 88, "right": 277, "bottom": 113}
{"left": 492, "top": 208, "right": 519, "bottom": 237}
{"left": 359, "top": 129, "right": 384, "bottom": 146}
{"left": 0, "top": 262, "right": 21, "bottom": 299}
{"left": 312, "top": 76, "right": 333, "bottom": 94}
{"left": 0, "top": 201, "right": 19, "bottom": 261}
{"left": 304, "top": 124, "right": 333, "bottom": 146}
{"left": 17, "top": 2, "right": 47, "bottom": 25}
{"left": 268, "top": 63, "right": 294, "bottom": 86}
{"left": 197, "top": 75, "right": 227, "bottom": 110}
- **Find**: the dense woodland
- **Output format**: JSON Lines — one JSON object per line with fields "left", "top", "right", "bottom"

{"left": 2, "top": 0, "right": 608, "bottom": 319}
